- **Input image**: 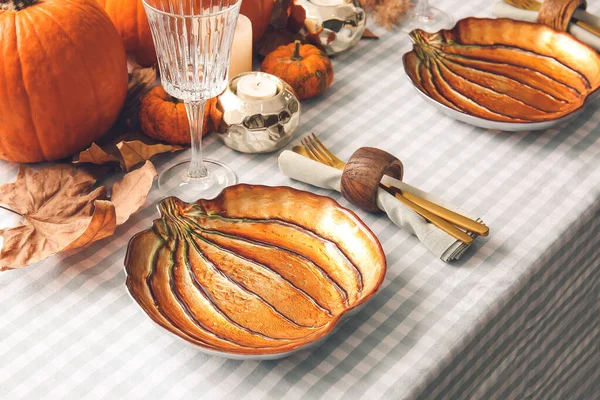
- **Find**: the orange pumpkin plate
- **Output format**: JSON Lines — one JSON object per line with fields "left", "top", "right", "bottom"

{"left": 124, "top": 185, "right": 386, "bottom": 359}
{"left": 403, "top": 18, "right": 600, "bottom": 131}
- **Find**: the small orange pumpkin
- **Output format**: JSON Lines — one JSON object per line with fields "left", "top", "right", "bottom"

{"left": 261, "top": 40, "right": 334, "bottom": 100}
{"left": 97, "top": 0, "right": 157, "bottom": 67}
{"left": 139, "top": 86, "right": 216, "bottom": 145}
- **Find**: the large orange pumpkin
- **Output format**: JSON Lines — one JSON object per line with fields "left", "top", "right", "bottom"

{"left": 97, "top": 0, "right": 157, "bottom": 67}
{"left": 0, "top": 0, "right": 128, "bottom": 163}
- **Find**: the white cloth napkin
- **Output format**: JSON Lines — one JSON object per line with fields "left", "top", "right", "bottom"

{"left": 278, "top": 150, "right": 485, "bottom": 262}
{"left": 492, "top": 2, "right": 600, "bottom": 51}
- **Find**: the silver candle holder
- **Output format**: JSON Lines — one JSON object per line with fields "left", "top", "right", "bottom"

{"left": 214, "top": 72, "right": 301, "bottom": 154}
{"left": 288, "top": 0, "right": 366, "bottom": 56}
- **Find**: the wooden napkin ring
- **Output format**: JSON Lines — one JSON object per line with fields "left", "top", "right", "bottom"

{"left": 537, "top": 0, "right": 586, "bottom": 32}
{"left": 340, "top": 147, "right": 403, "bottom": 212}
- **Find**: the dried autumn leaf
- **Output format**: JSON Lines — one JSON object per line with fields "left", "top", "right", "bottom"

{"left": 73, "top": 133, "right": 184, "bottom": 171}
{"left": 111, "top": 161, "right": 157, "bottom": 225}
{"left": 65, "top": 200, "right": 117, "bottom": 250}
{"left": 0, "top": 165, "right": 117, "bottom": 271}
{"left": 0, "top": 161, "right": 158, "bottom": 271}
{"left": 73, "top": 142, "right": 121, "bottom": 166}
{"left": 117, "top": 140, "right": 184, "bottom": 172}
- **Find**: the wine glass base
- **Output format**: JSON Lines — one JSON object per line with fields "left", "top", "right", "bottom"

{"left": 401, "top": 6, "right": 454, "bottom": 33}
{"left": 158, "top": 159, "right": 237, "bottom": 202}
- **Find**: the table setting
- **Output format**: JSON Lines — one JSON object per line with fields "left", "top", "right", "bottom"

{"left": 1, "top": 0, "right": 599, "bottom": 398}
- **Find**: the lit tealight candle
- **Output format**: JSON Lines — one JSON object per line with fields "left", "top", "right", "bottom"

{"left": 228, "top": 14, "right": 253, "bottom": 80}
{"left": 236, "top": 73, "right": 278, "bottom": 101}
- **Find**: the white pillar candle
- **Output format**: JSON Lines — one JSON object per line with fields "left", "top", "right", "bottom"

{"left": 236, "top": 73, "right": 278, "bottom": 101}
{"left": 228, "top": 14, "right": 253, "bottom": 81}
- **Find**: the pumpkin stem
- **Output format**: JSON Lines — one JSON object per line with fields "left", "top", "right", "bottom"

{"left": 0, "top": 204, "right": 22, "bottom": 217}
{"left": 291, "top": 40, "right": 303, "bottom": 61}
{"left": 0, "top": 0, "right": 39, "bottom": 11}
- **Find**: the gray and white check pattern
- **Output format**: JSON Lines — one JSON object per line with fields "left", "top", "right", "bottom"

{"left": 1, "top": 1, "right": 599, "bottom": 398}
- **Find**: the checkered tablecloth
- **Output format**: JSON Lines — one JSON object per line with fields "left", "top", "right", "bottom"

{"left": 1, "top": 1, "right": 599, "bottom": 398}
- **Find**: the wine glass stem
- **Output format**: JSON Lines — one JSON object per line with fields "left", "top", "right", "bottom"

{"left": 185, "top": 101, "right": 209, "bottom": 179}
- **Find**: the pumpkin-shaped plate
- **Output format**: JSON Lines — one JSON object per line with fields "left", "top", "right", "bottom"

{"left": 124, "top": 185, "right": 386, "bottom": 360}
{"left": 402, "top": 18, "right": 600, "bottom": 131}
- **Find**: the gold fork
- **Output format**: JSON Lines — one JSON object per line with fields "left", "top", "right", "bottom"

{"left": 297, "top": 136, "right": 476, "bottom": 244}
{"left": 504, "top": 0, "right": 600, "bottom": 37}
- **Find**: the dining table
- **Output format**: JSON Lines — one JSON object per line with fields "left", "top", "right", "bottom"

{"left": 1, "top": 0, "right": 599, "bottom": 398}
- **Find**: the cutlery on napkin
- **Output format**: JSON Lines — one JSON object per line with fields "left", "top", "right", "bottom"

{"left": 278, "top": 150, "right": 487, "bottom": 262}
{"left": 492, "top": 2, "right": 600, "bottom": 51}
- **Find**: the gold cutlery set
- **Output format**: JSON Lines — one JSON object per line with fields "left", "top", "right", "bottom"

{"left": 293, "top": 134, "right": 489, "bottom": 244}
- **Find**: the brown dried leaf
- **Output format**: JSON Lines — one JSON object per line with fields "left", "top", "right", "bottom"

{"left": 111, "top": 161, "right": 157, "bottom": 225}
{"left": 0, "top": 161, "right": 158, "bottom": 270}
{"left": 73, "top": 132, "right": 184, "bottom": 171}
{"left": 117, "top": 140, "right": 184, "bottom": 172}
{"left": 65, "top": 200, "right": 117, "bottom": 250}
{"left": 73, "top": 143, "right": 121, "bottom": 166}
{"left": 0, "top": 165, "right": 117, "bottom": 270}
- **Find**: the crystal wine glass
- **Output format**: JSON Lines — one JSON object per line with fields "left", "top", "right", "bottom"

{"left": 401, "top": 0, "right": 453, "bottom": 33}
{"left": 143, "top": 0, "right": 241, "bottom": 201}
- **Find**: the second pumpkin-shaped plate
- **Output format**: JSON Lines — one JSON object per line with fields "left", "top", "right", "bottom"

{"left": 124, "top": 185, "right": 386, "bottom": 360}
{"left": 403, "top": 18, "right": 600, "bottom": 131}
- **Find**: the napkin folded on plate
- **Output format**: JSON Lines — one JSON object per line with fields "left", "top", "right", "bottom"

{"left": 492, "top": 2, "right": 600, "bottom": 51}
{"left": 278, "top": 150, "right": 486, "bottom": 262}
